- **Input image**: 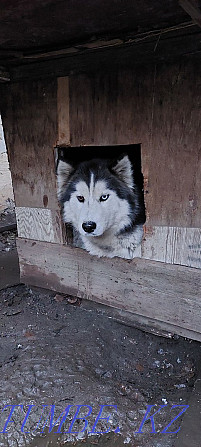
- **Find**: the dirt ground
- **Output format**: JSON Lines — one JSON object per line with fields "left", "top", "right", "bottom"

{"left": 0, "top": 209, "right": 201, "bottom": 447}
{"left": 0, "top": 283, "right": 201, "bottom": 447}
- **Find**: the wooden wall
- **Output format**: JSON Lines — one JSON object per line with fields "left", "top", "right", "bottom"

{"left": 1, "top": 58, "right": 201, "bottom": 340}
{"left": 1, "top": 61, "right": 201, "bottom": 267}
{"left": 68, "top": 61, "right": 201, "bottom": 268}
{"left": 1, "top": 60, "right": 201, "bottom": 267}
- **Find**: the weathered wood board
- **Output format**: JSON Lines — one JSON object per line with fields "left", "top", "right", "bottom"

{"left": 1, "top": 78, "right": 65, "bottom": 244}
{"left": 143, "top": 226, "right": 201, "bottom": 269}
{"left": 69, "top": 61, "right": 201, "bottom": 229}
{"left": 1, "top": 79, "right": 59, "bottom": 210}
{"left": 67, "top": 61, "right": 201, "bottom": 268}
{"left": 17, "top": 238, "right": 201, "bottom": 341}
{"left": 15, "top": 207, "right": 64, "bottom": 244}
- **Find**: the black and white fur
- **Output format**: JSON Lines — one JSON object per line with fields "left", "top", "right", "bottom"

{"left": 57, "top": 155, "right": 144, "bottom": 259}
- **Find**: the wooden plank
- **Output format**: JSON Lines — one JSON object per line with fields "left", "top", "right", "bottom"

{"left": 142, "top": 226, "right": 201, "bottom": 269}
{"left": 15, "top": 207, "right": 64, "bottom": 244}
{"left": 179, "top": 0, "right": 201, "bottom": 28}
{"left": 0, "top": 79, "right": 59, "bottom": 210}
{"left": 17, "top": 23, "right": 194, "bottom": 62}
{"left": 17, "top": 238, "right": 201, "bottom": 341}
{"left": 57, "top": 77, "right": 70, "bottom": 146}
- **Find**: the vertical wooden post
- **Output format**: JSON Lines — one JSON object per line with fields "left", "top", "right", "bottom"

{"left": 57, "top": 77, "right": 70, "bottom": 146}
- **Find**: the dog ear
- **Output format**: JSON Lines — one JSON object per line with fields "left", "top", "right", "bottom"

{"left": 112, "top": 155, "right": 134, "bottom": 189}
{"left": 57, "top": 160, "right": 74, "bottom": 200}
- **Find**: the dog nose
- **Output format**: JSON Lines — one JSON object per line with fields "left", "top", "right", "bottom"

{"left": 82, "top": 221, "right": 96, "bottom": 233}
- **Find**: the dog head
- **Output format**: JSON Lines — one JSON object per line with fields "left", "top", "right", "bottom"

{"left": 57, "top": 155, "right": 140, "bottom": 237}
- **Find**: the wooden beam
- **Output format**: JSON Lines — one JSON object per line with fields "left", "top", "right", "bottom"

{"left": 17, "top": 238, "right": 201, "bottom": 342}
{"left": 179, "top": 0, "right": 201, "bottom": 28}
{"left": 17, "top": 22, "right": 195, "bottom": 62}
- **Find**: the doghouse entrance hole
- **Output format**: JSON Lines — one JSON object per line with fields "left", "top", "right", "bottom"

{"left": 56, "top": 144, "right": 146, "bottom": 249}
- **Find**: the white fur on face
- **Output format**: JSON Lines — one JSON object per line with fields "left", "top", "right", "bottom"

{"left": 63, "top": 174, "right": 131, "bottom": 237}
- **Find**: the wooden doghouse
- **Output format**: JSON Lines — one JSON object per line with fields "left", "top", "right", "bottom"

{"left": 0, "top": 1, "right": 200, "bottom": 340}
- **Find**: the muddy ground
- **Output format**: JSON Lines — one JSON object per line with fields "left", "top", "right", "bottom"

{"left": 0, "top": 209, "right": 201, "bottom": 447}
{"left": 0, "top": 282, "right": 201, "bottom": 447}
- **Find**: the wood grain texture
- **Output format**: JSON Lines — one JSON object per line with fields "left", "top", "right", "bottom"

{"left": 17, "top": 238, "right": 201, "bottom": 341}
{"left": 69, "top": 69, "right": 153, "bottom": 147}
{"left": 16, "top": 207, "right": 63, "bottom": 244}
{"left": 1, "top": 79, "right": 59, "bottom": 210}
{"left": 57, "top": 77, "right": 70, "bottom": 146}
{"left": 69, "top": 60, "right": 201, "bottom": 228}
{"left": 145, "top": 60, "right": 201, "bottom": 229}
{"left": 143, "top": 226, "right": 201, "bottom": 269}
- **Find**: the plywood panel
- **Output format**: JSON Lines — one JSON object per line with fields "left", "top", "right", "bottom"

{"left": 17, "top": 238, "right": 201, "bottom": 341}
{"left": 145, "top": 61, "right": 201, "bottom": 229}
{"left": 143, "top": 226, "right": 201, "bottom": 269}
{"left": 1, "top": 79, "right": 59, "bottom": 210}
{"left": 69, "top": 61, "right": 201, "bottom": 228}
{"left": 16, "top": 207, "right": 63, "bottom": 244}
{"left": 69, "top": 69, "right": 152, "bottom": 147}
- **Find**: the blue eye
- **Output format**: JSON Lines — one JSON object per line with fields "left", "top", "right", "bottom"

{"left": 100, "top": 194, "right": 109, "bottom": 202}
{"left": 77, "top": 196, "right": 85, "bottom": 203}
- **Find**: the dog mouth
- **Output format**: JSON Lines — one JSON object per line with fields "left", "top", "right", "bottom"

{"left": 80, "top": 223, "right": 104, "bottom": 237}
{"left": 82, "top": 229, "right": 103, "bottom": 237}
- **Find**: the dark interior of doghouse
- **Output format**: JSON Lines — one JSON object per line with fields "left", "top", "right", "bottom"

{"left": 56, "top": 144, "right": 146, "bottom": 246}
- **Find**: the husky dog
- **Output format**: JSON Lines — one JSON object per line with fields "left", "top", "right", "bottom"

{"left": 57, "top": 155, "right": 144, "bottom": 259}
